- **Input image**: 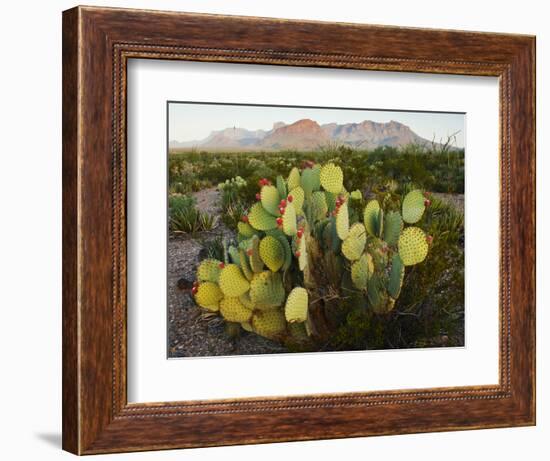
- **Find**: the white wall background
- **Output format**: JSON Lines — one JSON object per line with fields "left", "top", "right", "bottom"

{"left": 0, "top": 0, "right": 546, "bottom": 459}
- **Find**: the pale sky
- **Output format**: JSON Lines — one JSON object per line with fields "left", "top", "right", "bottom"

{"left": 168, "top": 102, "right": 465, "bottom": 148}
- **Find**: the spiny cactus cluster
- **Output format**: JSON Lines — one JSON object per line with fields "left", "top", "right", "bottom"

{"left": 191, "top": 162, "right": 433, "bottom": 345}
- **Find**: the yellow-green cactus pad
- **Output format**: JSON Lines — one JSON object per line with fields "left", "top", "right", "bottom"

{"left": 248, "top": 235, "right": 264, "bottom": 273}
{"left": 252, "top": 309, "right": 286, "bottom": 339}
{"left": 238, "top": 249, "right": 254, "bottom": 281}
{"left": 388, "top": 254, "right": 405, "bottom": 298}
{"left": 320, "top": 163, "right": 343, "bottom": 194}
{"left": 273, "top": 233, "right": 292, "bottom": 271}
{"left": 194, "top": 281, "right": 223, "bottom": 311}
{"left": 228, "top": 245, "right": 240, "bottom": 265}
{"left": 284, "top": 287, "right": 309, "bottom": 323}
{"left": 237, "top": 221, "right": 256, "bottom": 238}
{"left": 301, "top": 166, "right": 321, "bottom": 197}
{"left": 218, "top": 264, "right": 250, "bottom": 297}
{"left": 311, "top": 191, "right": 328, "bottom": 221}
{"left": 276, "top": 175, "right": 287, "bottom": 199}
{"left": 367, "top": 274, "right": 387, "bottom": 312}
{"left": 239, "top": 291, "right": 256, "bottom": 310}
{"left": 341, "top": 223, "right": 367, "bottom": 261}
{"left": 398, "top": 226, "right": 429, "bottom": 266}
{"left": 402, "top": 189, "right": 426, "bottom": 224}
{"left": 220, "top": 297, "right": 253, "bottom": 323}
{"left": 241, "top": 321, "right": 254, "bottom": 332}
{"left": 335, "top": 201, "right": 350, "bottom": 240}
{"left": 196, "top": 259, "right": 222, "bottom": 283}
{"left": 377, "top": 208, "right": 384, "bottom": 238}
{"left": 325, "top": 191, "right": 337, "bottom": 212}
{"left": 259, "top": 236, "right": 285, "bottom": 272}
{"left": 288, "top": 186, "right": 304, "bottom": 214}
{"left": 363, "top": 200, "right": 380, "bottom": 237}
{"left": 287, "top": 167, "right": 301, "bottom": 191}
{"left": 282, "top": 202, "right": 297, "bottom": 236}
{"left": 248, "top": 202, "right": 278, "bottom": 231}
{"left": 294, "top": 234, "right": 308, "bottom": 271}
{"left": 250, "top": 271, "right": 285, "bottom": 309}
{"left": 383, "top": 211, "right": 404, "bottom": 246}
{"left": 260, "top": 185, "right": 281, "bottom": 216}
{"left": 350, "top": 189, "right": 363, "bottom": 200}
{"left": 351, "top": 254, "right": 370, "bottom": 290}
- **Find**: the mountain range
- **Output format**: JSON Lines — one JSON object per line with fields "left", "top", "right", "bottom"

{"left": 169, "top": 119, "right": 434, "bottom": 151}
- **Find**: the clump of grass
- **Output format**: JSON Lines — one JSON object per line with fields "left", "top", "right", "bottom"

{"left": 169, "top": 195, "right": 215, "bottom": 234}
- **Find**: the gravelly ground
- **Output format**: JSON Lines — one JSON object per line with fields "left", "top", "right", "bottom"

{"left": 167, "top": 188, "right": 286, "bottom": 358}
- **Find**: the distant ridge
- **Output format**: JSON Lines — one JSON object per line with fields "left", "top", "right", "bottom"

{"left": 170, "top": 118, "right": 439, "bottom": 151}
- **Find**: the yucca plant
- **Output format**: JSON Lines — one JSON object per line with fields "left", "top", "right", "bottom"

{"left": 190, "top": 162, "right": 433, "bottom": 347}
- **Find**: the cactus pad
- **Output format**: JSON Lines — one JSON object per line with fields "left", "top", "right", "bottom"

{"left": 248, "top": 235, "right": 264, "bottom": 273}
{"left": 342, "top": 223, "right": 367, "bottom": 261}
{"left": 367, "top": 274, "right": 387, "bottom": 312}
{"left": 194, "top": 281, "right": 223, "bottom": 311}
{"left": 289, "top": 186, "right": 305, "bottom": 213}
{"left": 287, "top": 167, "right": 301, "bottom": 191}
{"left": 250, "top": 271, "right": 285, "bottom": 308}
{"left": 252, "top": 309, "right": 287, "bottom": 339}
{"left": 351, "top": 254, "right": 370, "bottom": 290}
{"left": 402, "top": 189, "right": 426, "bottom": 224}
{"left": 220, "top": 297, "right": 253, "bottom": 323}
{"left": 241, "top": 321, "right": 254, "bottom": 332}
{"left": 325, "top": 191, "right": 337, "bottom": 212}
{"left": 364, "top": 200, "right": 380, "bottom": 237}
{"left": 237, "top": 221, "right": 256, "bottom": 238}
{"left": 259, "top": 236, "right": 285, "bottom": 272}
{"left": 239, "top": 291, "right": 256, "bottom": 310}
{"left": 218, "top": 264, "right": 250, "bottom": 297}
{"left": 388, "top": 254, "right": 405, "bottom": 298}
{"left": 196, "top": 259, "right": 222, "bottom": 283}
{"left": 285, "top": 287, "right": 309, "bottom": 323}
{"left": 311, "top": 191, "right": 328, "bottom": 221}
{"left": 260, "top": 185, "right": 281, "bottom": 216}
{"left": 320, "top": 163, "right": 344, "bottom": 194}
{"left": 273, "top": 233, "right": 292, "bottom": 271}
{"left": 383, "top": 211, "right": 404, "bottom": 246}
{"left": 238, "top": 249, "right": 254, "bottom": 281}
{"left": 276, "top": 175, "right": 287, "bottom": 199}
{"left": 398, "top": 226, "right": 429, "bottom": 266}
{"left": 301, "top": 166, "right": 321, "bottom": 197}
{"left": 282, "top": 202, "right": 297, "bottom": 236}
{"left": 248, "top": 202, "right": 278, "bottom": 231}
{"left": 335, "top": 201, "right": 350, "bottom": 240}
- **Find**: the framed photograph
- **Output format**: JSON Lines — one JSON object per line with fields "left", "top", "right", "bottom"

{"left": 62, "top": 6, "right": 535, "bottom": 455}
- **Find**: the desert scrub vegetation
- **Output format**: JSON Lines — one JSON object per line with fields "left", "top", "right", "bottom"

{"left": 188, "top": 160, "right": 463, "bottom": 351}
{"left": 168, "top": 143, "right": 465, "bottom": 199}
{"left": 169, "top": 194, "right": 215, "bottom": 234}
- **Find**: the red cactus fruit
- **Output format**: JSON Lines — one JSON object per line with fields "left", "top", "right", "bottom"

{"left": 241, "top": 215, "right": 249, "bottom": 223}
{"left": 246, "top": 249, "right": 253, "bottom": 256}
{"left": 218, "top": 262, "right": 225, "bottom": 269}
{"left": 426, "top": 235, "right": 434, "bottom": 245}
{"left": 424, "top": 199, "right": 432, "bottom": 207}
{"left": 191, "top": 285, "right": 198, "bottom": 295}
{"left": 276, "top": 217, "right": 283, "bottom": 226}
{"left": 255, "top": 193, "right": 261, "bottom": 201}
{"left": 279, "top": 199, "right": 287, "bottom": 208}
{"left": 287, "top": 195, "right": 293, "bottom": 202}
{"left": 279, "top": 207, "right": 286, "bottom": 214}
{"left": 295, "top": 251, "right": 301, "bottom": 258}
{"left": 424, "top": 191, "right": 430, "bottom": 198}
{"left": 297, "top": 228, "right": 304, "bottom": 238}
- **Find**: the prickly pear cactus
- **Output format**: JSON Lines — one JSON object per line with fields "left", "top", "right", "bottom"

{"left": 190, "top": 163, "right": 433, "bottom": 346}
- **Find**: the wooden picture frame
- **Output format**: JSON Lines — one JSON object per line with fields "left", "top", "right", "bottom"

{"left": 62, "top": 5, "right": 536, "bottom": 455}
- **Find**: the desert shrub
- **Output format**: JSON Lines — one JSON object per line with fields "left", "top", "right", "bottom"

{"left": 169, "top": 195, "right": 215, "bottom": 233}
